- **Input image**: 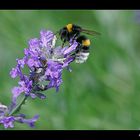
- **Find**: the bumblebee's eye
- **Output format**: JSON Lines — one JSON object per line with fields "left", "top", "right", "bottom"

{"left": 66, "top": 24, "right": 73, "bottom": 32}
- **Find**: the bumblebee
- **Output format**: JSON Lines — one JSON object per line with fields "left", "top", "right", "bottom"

{"left": 58, "top": 23, "right": 100, "bottom": 46}
{"left": 58, "top": 24, "right": 100, "bottom": 63}
{"left": 72, "top": 35, "right": 91, "bottom": 63}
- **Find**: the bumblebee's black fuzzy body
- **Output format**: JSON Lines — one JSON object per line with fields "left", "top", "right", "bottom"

{"left": 59, "top": 23, "right": 99, "bottom": 63}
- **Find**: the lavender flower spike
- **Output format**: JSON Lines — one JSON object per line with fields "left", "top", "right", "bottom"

{"left": 9, "top": 29, "right": 78, "bottom": 105}
{"left": 2, "top": 28, "right": 80, "bottom": 129}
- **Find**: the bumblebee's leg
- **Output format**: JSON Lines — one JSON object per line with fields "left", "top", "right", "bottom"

{"left": 61, "top": 40, "right": 66, "bottom": 48}
{"left": 70, "top": 45, "right": 81, "bottom": 57}
{"left": 61, "top": 32, "right": 68, "bottom": 47}
{"left": 73, "top": 33, "right": 78, "bottom": 40}
{"left": 70, "top": 33, "right": 80, "bottom": 46}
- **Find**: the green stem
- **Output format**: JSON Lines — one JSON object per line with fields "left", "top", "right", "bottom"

{"left": 9, "top": 95, "right": 28, "bottom": 116}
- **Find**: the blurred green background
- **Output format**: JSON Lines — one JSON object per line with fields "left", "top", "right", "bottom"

{"left": 0, "top": 10, "right": 140, "bottom": 130}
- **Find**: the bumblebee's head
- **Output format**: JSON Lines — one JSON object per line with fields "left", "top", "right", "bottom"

{"left": 66, "top": 24, "right": 73, "bottom": 33}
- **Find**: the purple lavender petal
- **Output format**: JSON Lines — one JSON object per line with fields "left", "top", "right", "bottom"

{"left": 40, "top": 30, "right": 54, "bottom": 47}
{"left": 17, "top": 58, "right": 26, "bottom": 68}
{"left": 61, "top": 46, "right": 69, "bottom": 53}
{"left": 53, "top": 46, "right": 63, "bottom": 57}
{"left": 18, "top": 78, "right": 33, "bottom": 94}
{"left": 18, "top": 81, "right": 25, "bottom": 87}
{"left": 27, "top": 58, "right": 36, "bottom": 67}
{"left": 12, "top": 86, "right": 24, "bottom": 104}
{"left": 28, "top": 38, "right": 40, "bottom": 49}
{"left": 0, "top": 116, "right": 15, "bottom": 128}
{"left": 12, "top": 86, "right": 24, "bottom": 97}
{"left": 10, "top": 67, "right": 18, "bottom": 78}
{"left": 45, "top": 60, "right": 64, "bottom": 91}
{"left": 17, "top": 65, "right": 24, "bottom": 80}
{"left": 10, "top": 64, "right": 24, "bottom": 80}
{"left": 62, "top": 57, "right": 75, "bottom": 68}
{"left": 26, "top": 38, "right": 42, "bottom": 60}
{"left": 19, "top": 115, "right": 39, "bottom": 128}
{"left": 24, "top": 48, "right": 30, "bottom": 56}
{"left": 63, "top": 41, "right": 78, "bottom": 56}
{"left": 26, "top": 80, "right": 33, "bottom": 91}
{"left": 30, "top": 93, "right": 37, "bottom": 99}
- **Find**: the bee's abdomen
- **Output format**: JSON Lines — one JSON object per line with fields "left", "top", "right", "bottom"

{"left": 75, "top": 52, "right": 90, "bottom": 63}
{"left": 75, "top": 39, "right": 90, "bottom": 63}
{"left": 75, "top": 48, "right": 90, "bottom": 64}
{"left": 82, "top": 46, "right": 90, "bottom": 52}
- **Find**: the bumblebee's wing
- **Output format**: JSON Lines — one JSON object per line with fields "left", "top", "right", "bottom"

{"left": 81, "top": 28, "right": 101, "bottom": 36}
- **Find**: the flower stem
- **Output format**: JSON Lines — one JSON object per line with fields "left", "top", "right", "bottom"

{"left": 8, "top": 95, "right": 28, "bottom": 116}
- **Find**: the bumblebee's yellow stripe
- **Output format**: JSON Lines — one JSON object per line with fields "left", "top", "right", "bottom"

{"left": 82, "top": 39, "right": 90, "bottom": 46}
{"left": 66, "top": 24, "right": 73, "bottom": 32}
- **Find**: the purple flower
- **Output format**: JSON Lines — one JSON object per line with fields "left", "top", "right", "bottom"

{"left": 28, "top": 38, "right": 40, "bottom": 49}
{"left": 18, "top": 80, "right": 32, "bottom": 94}
{"left": 10, "top": 68, "right": 18, "bottom": 78}
{"left": 27, "top": 38, "right": 41, "bottom": 57}
{"left": 7, "top": 29, "right": 80, "bottom": 129}
{"left": 16, "top": 114, "right": 39, "bottom": 128}
{"left": 45, "top": 60, "right": 63, "bottom": 91}
{"left": 0, "top": 116, "right": 15, "bottom": 128}
{"left": 12, "top": 86, "right": 24, "bottom": 104}
{"left": 11, "top": 76, "right": 33, "bottom": 105}
{"left": 17, "top": 58, "right": 26, "bottom": 68}
{"left": 10, "top": 65, "right": 22, "bottom": 78}
{"left": 10, "top": 63, "right": 23, "bottom": 79}
{"left": 63, "top": 41, "right": 78, "bottom": 56}
{"left": 21, "top": 115, "right": 39, "bottom": 127}
{"left": 10, "top": 29, "right": 78, "bottom": 100}
{"left": 62, "top": 57, "right": 75, "bottom": 68}
{"left": 40, "top": 30, "right": 54, "bottom": 47}
{"left": 0, "top": 114, "right": 39, "bottom": 128}
{"left": 10, "top": 64, "right": 24, "bottom": 80}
